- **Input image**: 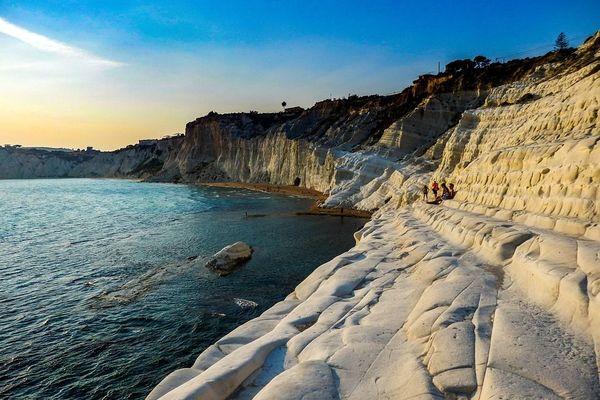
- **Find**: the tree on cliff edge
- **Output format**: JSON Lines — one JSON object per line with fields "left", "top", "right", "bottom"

{"left": 473, "top": 55, "right": 491, "bottom": 68}
{"left": 555, "top": 32, "right": 569, "bottom": 51}
{"left": 445, "top": 59, "right": 476, "bottom": 74}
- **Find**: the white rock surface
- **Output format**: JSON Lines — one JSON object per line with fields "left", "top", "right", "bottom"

{"left": 148, "top": 34, "right": 600, "bottom": 399}
{"left": 0, "top": 136, "right": 183, "bottom": 179}
{"left": 150, "top": 205, "right": 600, "bottom": 399}
{"left": 205, "top": 242, "right": 253, "bottom": 276}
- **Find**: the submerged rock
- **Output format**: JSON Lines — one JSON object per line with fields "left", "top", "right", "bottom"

{"left": 205, "top": 242, "right": 253, "bottom": 276}
{"left": 233, "top": 298, "right": 258, "bottom": 308}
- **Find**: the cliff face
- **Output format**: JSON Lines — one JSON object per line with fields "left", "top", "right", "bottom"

{"left": 153, "top": 89, "right": 483, "bottom": 198}
{"left": 141, "top": 35, "right": 599, "bottom": 217}
{"left": 0, "top": 137, "right": 183, "bottom": 179}
{"left": 146, "top": 33, "right": 600, "bottom": 400}
{"left": 4, "top": 36, "right": 592, "bottom": 202}
{"left": 153, "top": 113, "right": 338, "bottom": 193}
{"left": 3, "top": 31, "right": 599, "bottom": 400}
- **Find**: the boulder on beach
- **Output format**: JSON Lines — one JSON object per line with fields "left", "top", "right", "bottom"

{"left": 205, "top": 242, "right": 253, "bottom": 276}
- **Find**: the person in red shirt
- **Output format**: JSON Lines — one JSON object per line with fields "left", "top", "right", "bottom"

{"left": 431, "top": 181, "right": 439, "bottom": 200}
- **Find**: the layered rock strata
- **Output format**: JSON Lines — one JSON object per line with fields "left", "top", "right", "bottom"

{"left": 146, "top": 33, "right": 600, "bottom": 399}
{"left": 0, "top": 136, "right": 183, "bottom": 179}
{"left": 2, "top": 31, "right": 598, "bottom": 400}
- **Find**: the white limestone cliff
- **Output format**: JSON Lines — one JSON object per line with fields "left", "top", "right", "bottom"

{"left": 2, "top": 30, "right": 598, "bottom": 400}
{"left": 147, "top": 33, "right": 600, "bottom": 399}
{"left": 0, "top": 136, "right": 182, "bottom": 179}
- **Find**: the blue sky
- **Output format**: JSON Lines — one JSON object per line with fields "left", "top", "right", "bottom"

{"left": 1, "top": 0, "right": 599, "bottom": 149}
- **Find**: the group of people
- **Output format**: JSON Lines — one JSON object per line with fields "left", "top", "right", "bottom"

{"left": 422, "top": 181, "right": 456, "bottom": 204}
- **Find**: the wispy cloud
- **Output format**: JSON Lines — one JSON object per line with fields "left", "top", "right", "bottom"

{"left": 0, "top": 16, "right": 123, "bottom": 67}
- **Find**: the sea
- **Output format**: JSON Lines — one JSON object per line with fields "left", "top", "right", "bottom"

{"left": 0, "top": 179, "right": 365, "bottom": 399}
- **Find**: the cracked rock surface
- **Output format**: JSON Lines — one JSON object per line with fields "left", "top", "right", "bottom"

{"left": 148, "top": 34, "right": 600, "bottom": 400}
{"left": 147, "top": 203, "right": 599, "bottom": 399}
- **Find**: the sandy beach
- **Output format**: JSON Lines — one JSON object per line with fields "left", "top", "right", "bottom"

{"left": 201, "top": 182, "right": 372, "bottom": 218}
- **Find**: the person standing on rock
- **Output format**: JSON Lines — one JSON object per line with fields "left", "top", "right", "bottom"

{"left": 422, "top": 185, "right": 429, "bottom": 201}
{"left": 431, "top": 181, "right": 439, "bottom": 200}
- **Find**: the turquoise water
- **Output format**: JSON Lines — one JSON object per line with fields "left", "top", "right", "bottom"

{"left": 0, "top": 179, "right": 364, "bottom": 399}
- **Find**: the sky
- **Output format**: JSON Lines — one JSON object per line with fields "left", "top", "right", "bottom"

{"left": 0, "top": 1, "right": 599, "bottom": 150}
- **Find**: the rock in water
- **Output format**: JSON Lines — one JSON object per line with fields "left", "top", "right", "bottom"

{"left": 233, "top": 298, "right": 258, "bottom": 308}
{"left": 205, "top": 242, "right": 252, "bottom": 276}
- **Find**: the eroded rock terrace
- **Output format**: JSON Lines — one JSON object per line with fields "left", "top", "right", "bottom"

{"left": 148, "top": 34, "right": 600, "bottom": 399}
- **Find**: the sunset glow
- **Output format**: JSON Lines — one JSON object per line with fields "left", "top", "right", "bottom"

{"left": 1, "top": 1, "right": 598, "bottom": 150}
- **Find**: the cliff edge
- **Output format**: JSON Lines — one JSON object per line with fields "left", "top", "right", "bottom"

{"left": 2, "top": 31, "right": 599, "bottom": 400}
{"left": 145, "top": 33, "right": 600, "bottom": 400}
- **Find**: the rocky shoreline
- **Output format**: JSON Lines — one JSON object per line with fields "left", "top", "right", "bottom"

{"left": 144, "top": 33, "right": 600, "bottom": 399}
{"left": 148, "top": 203, "right": 600, "bottom": 399}
{"left": 2, "top": 32, "right": 599, "bottom": 400}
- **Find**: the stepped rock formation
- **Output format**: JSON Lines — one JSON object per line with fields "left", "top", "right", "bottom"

{"left": 2, "top": 32, "right": 599, "bottom": 399}
{"left": 144, "top": 34, "right": 600, "bottom": 399}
